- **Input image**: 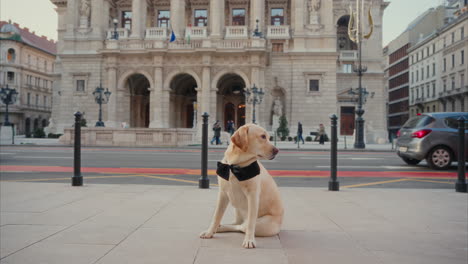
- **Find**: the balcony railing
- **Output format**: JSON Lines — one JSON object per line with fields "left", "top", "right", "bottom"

{"left": 225, "top": 26, "right": 248, "bottom": 39}
{"left": 186, "top": 27, "right": 207, "bottom": 39}
{"left": 145, "top": 27, "right": 168, "bottom": 40}
{"left": 104, "top": 38, "right": 266, "bottom": 51}
{"left": 267, "top": 26, "right": 290, "bottom": 39}
{"left": 339, "top": 50, "right": 358, "bottom": 61}
{"left": 106, "top": 28, "right": 130, "bottom": 39}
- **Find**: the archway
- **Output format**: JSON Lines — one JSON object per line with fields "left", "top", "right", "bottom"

{"left": 169, "top": 74, "right": 197, "bottom": 128}
{"left": 217, "top": 73, "right": 246, "bottom": 129}
{"left": 337, "top": 15, "right": 357, "bottom": 51}
{"left": 33, "top": 118, "right": 39, "bottom": 131}
{"left": 25, "top": 118, "right": 31, "bottom": 136}
{"left": 126, "top": 74, "right": 150, "bottom": 127}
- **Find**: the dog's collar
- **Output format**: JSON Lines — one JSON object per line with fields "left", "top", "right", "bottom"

{"left": 216, "top": 160, "right": 260, "bottom": 182}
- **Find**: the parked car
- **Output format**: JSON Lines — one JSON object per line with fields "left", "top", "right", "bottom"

{"left": 396, "top": 112, "right": 468, "bottom": 170}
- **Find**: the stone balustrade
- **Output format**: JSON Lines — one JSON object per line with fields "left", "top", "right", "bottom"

{"left": 106, "top": 28, "right": 130, "bottom": 40}
{"left": 60, "top": 127, "right": 198, "bottom": 147}
{"left": 145, "top": 27, "right": 168, "bottom": 39}
{"left": 103, "top": 38, "right": 266, "bottom": 51}
{"left": 186, "top": 27, "right": 207, "bottom": 39}
{"left": 267, "top": 26, "right": 290, "bottom": 39}
{"left": 225, "top": 26, "right": 248, "bottom": 39}
{"left": 339, "top": 50, "right": 358, "bottom": 61}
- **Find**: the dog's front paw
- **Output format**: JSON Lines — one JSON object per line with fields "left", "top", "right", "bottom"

{"left": 199, "top": 230, "right": 215, "bottom": 239}
{"left": 242, "top": 237, "right": 256, "bottom": 249}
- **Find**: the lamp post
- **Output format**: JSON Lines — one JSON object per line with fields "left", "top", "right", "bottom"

{"left": 244, "top": 84, "right": 264, "bottom": 124}
{"left": 92, "top": 83, "right": 111, "bottom": 127}
{"left": 112, "top": 18, "right": 119, "bottom": 40}
{"left": 252, "top": 19, "right": 263, "bottom": 38}
{"left": 0, "top": 85, "right": 18, "bottom": 126}
{"left": 347, "top": 0, "right": 374, "bottom": 149}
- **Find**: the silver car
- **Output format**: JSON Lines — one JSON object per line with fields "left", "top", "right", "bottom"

{"left": 396, "top": 112, "right": 468, "bottom": 170}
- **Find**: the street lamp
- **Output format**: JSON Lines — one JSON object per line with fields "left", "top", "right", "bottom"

{"left": 347, "top": 0, "right": 374, "bottom": 149}
{"left": 92, "top": 83, "right": 111, "bottom": 127}
{"left": 244, "top": 84, "right": 264, "bottom": 124}
{"left": 252, "top": 19, "right": 263, "bottom": 38}
{"left": 0, "top": 85, "right": 18, "bottom": 126}
{"left": 112, "top": 18, "right": 119, "bottom": 40}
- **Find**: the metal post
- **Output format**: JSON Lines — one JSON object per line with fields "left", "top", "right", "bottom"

{"left": 329, "top": 114, "right": 339, "bottom": 191}
{"left": 72, "top": 112, "right": 83, "bottom": 186}
{"left": 199, "top": 112, "right": 210, "bottom": 189}
{"left": 252, "top": 100, "right": 256, "bottom": 124}
{"left": 4, "top": 102, "right": 10, "bottom": 126}
{"left": 455, "top": 116, "right": 467, "bottom": 193}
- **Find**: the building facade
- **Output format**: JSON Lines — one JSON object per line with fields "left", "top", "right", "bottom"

{"left": 384, "top": 4, "right": 461, "bottom": 139}
{"left": 49, "top": 0, "right": 388, "bottom": 144}
{"left": 0, "top": 21, "right": 57, "bottom": 136}
{"left": 408, "top": 12, "right": 467, "bottom": 117}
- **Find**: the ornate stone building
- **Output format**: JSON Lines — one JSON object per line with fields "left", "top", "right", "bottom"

{"left": 50, "top": 0, "right": 388, "bottom": 145}
{"left": 0, "top": 21, "right": 56, "bottom": 136}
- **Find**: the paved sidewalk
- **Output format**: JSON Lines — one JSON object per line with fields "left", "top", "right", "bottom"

{"left": 1, "top": 182, "right": 466, "bottom": 264}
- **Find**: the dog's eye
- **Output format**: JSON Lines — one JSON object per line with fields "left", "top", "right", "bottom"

{"left": 261, "top": 135, "right": 266, "bottom": 139}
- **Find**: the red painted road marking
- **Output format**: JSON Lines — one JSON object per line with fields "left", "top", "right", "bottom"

{"left": 0, "top": 165, "right": 457, "bottom": 179}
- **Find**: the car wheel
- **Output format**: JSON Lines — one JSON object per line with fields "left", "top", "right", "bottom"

{"left": 426, "top": 146, "right": 453, "bottom": 170}
{"left": 401, "top": 157, "right": 421, "bottom": 165}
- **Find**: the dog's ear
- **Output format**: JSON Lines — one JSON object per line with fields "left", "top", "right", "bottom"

{"left": 231, "top": 125, "right": 249, "bottom": 152}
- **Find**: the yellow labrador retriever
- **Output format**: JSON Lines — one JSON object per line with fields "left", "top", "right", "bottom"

{"left": 200, "top": 123, "right": 284, "bottom": 248}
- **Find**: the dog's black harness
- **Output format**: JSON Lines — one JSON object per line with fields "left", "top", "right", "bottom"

{"left": 216, "top": 161, "right": 261, "bottom": 182}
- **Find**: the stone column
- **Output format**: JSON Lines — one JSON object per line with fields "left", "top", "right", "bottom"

{"left": 106, "top": 65, "right": 118, "bottom": 127}
{"left": 65, "top": 0, "right": 78, "bottom": 37}
{"left": 292, "top": 0, "right": 305, "bottom": 35}
{"left": 91, "top": 0, "right": 108, "bottom": 38}
{"left": 250, "top": 0, "right": 265, "bottom": 34}
{"left": 209, "top": 0, "right": 224, "bottom": 38}
{"left": 130, "top": 0, "right": 146, "bottom": 39}
{"left": 149, "top": 66, "right": 163, "bottom": 128}
{"left": 170, "top": 0, "right": 185, "bottom": 39}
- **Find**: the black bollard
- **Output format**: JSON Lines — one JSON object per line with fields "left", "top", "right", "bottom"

{"left": 455, "top": 116, "right": 467, "bottom": 193}
{"left": 72, "top": 112, "right": 83, "bottom": 186}
{"left": 199, "top": 112, "right": 210, "bottom": 189}
{"left": 329, "top": 114, "right": 339, "bottom": 191}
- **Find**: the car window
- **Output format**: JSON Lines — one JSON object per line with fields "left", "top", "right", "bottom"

{"left": 444, "top": 115, "right": 468, "bottom": 129}
{"left": 402, "top": 115, "right": 435, "bottom": 129}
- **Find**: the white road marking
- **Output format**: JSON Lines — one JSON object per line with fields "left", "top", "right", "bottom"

{"left": 300, "top": 157, "right": 384, "bottom": 160}
{"left": 315, "top": 165, "right": 424, "bottom": 169}
{"left": 0, "top": 153, "right": 15, "bottom": 155}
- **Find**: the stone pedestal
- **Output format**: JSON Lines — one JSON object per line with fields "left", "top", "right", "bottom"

{"left": 79, "top": 16, "right": 89, "bottom": 28}
{"left": 0, "top": 125, "right": 14, "bottom": 145}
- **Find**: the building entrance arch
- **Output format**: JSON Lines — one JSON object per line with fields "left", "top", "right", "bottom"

{"left": 169, "top": 73, "right": 197, "bottom": 128}
{"left": 125, "top": 74, "right": 150, "bottom": 128}
{"left": 216, "top": 73, "right": 246, "bottom": 130}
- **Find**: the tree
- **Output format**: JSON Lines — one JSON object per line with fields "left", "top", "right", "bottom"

{"left": 277, "top": 115, "right": 289, "bottom": 139}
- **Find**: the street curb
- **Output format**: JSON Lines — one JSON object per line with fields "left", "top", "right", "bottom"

{"left": 0, "top": 144, "right": 396, "bottom": 152}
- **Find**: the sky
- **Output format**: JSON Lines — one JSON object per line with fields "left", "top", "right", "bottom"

{"left": 0, "top": 0, "right": 447, "bottom": 45}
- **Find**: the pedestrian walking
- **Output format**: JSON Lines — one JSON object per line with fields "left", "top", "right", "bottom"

{"left": 210, "top": 120, "right": 222, "bottom": 145}
{"left": 295, "top": 122, "right": 305, "bottom": 144}
{"left": 226, "top": 120, "right": 235, "bottom": 136}
{"left": 318, "top": 123, "right": 326, "bottom": 145}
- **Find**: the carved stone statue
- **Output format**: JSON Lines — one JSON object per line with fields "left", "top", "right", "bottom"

{"left": 273, "top": 97, "right": 283, "bottom": 117}
{"left": 79, "top": 0, "right": 91, "bottom": 18}
{"left": 308, "top": 0, "right": 321, "bottom": 25}
{"left": 79, "top": 0, "right": 91, "bottom": 28}
{"left": 308, "top": 0, "right": 321, "bottom": 12}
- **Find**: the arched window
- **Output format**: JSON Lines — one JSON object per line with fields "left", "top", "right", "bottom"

{"left": 337, "top": 16, "right": 357, "bottom": 50}
{"left": 7, "top": 48, "right": 16, "bottom": 62}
